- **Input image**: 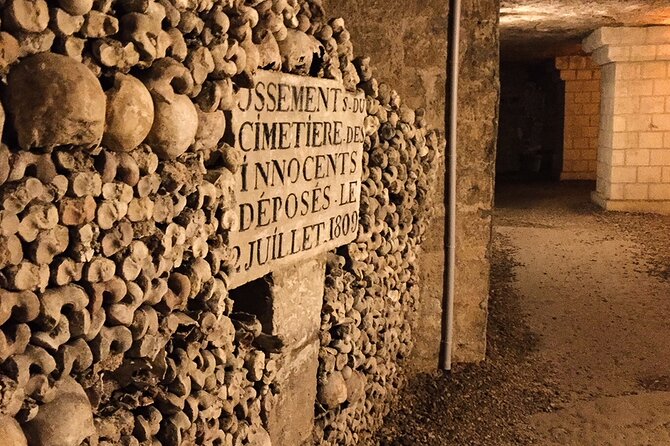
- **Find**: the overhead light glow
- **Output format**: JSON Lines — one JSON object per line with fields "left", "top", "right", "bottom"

{"left": 500, "top": 2, "right": 670, "bottom": 28}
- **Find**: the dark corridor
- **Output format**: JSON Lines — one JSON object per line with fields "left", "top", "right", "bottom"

{"left": 497, "top": 60, "right": 565, "bottom": 182}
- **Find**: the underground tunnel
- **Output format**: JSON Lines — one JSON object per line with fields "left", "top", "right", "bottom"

{"left": 0, "top": 0, "right": 669, "bottom": 445}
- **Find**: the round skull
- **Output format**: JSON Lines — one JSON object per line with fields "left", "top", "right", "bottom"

{"left": 7, "top": 53, "right": 106, "bottom": 150}
{"left": 103, "top": 74, "right": 155, "bottom": 152}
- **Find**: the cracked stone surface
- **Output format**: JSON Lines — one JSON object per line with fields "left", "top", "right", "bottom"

{"left": 501, "top": 0, "right": 670, "bottom": 60}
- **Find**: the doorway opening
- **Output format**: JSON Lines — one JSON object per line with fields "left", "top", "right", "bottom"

{"left": 497, "top": 59, "right": 565, "bottom": 183}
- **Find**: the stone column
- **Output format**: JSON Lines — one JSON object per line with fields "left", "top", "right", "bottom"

{"left": 231, "top": 256, "right": 325, "bottom": 446}
{"left": 265, "top": 256, "right": 326, "bottom": 446}
{"left": 555, "top": 55, "right": 601, "bottom": 181}
{"left": 584, "top": 26, "right": 670, "bottom": 213}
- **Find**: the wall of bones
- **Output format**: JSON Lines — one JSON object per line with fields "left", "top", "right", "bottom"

{"left": 314, "top": 76, "right": 439, "bottom": 445}
{"left": 0, "top": 0, "right": 440, "bottom": 444}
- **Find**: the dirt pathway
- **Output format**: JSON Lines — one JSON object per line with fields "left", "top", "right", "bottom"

{"left": 376, "top": 181, "right": 670, "bottom": 446}
{"left": 497, "top": 181, "right": 670, "bottom": 445}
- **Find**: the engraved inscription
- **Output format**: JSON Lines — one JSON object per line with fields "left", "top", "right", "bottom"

{"left": 227, "top": 71, "right": 365, "bottom": 288}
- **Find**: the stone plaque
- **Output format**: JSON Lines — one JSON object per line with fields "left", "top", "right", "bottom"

{"left": 227, "top": 70, "right": 366, "bottom": 289}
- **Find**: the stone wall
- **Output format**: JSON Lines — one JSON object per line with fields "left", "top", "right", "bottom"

{"left": 327, "top": 0, "right": 500, "bottom": 367}
{"left": 324, "top": 0, "right": 449, "bottom": 372}
{"left": 584, "top": 26, "right": 670, "bottom": 214}
{"left": 556, "top": 55, "right": 601, "bottom": 181}
{"left": 454, "top": 0, "right": 500, "bottom": 362}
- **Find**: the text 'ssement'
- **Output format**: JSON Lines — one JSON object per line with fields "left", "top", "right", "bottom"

{"left": 227, "top": 70, "right": 366, "bottom": 288}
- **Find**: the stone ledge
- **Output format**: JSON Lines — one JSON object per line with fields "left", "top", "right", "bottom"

{"left": 561, "top": 172, "right": 597, "bottom": 181}
{"left": 590, "top": 44, "right": 670, "bottom": 65}
{"left": 592, "top": 191, "right": 670, "bottom": 214}
{"left": 584, "top": 26, "right": 670, "bottom": 53}
{"left": 584, "top": 27, "right": 670, "bottom": 64}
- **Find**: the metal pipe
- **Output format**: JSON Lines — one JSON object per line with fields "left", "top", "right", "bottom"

{"left": 440, "top": 0, "right": 461, "bottom": 371}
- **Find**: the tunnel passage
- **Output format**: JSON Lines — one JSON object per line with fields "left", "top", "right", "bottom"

{"left": 500, "top": 1, "right": 670, "bottom": 214}
{"left": 497, "top": 60, "right": 565, "bottom": 182}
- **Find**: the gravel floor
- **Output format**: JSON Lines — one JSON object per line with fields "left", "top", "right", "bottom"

{"left": 374, "top": 181, "right": 670, "bottom": 446}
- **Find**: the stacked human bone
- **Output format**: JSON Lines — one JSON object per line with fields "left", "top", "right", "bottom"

{"left": 314, "top": 59, "right": 440, "bottom": 445}
{"left": 0, "top": 0, "right": 321, "bottom": 445}
{"left": 0, "top": 0, "right": 440, "bottom": 443}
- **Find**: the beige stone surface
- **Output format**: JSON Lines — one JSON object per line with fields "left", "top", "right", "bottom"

{"left": 266, "top": 340, "right": 320, "bottom": 446}
{"left": 327, "top": 0, "right": 499, "bottom": 366}
{"left": 585, "top": 27, "right": 670, "bottom": 213}
{"left": 228, "top": 70, "right": 365, "bottom": 289}
{"left": 269, "top": 254, "right": 326, "bottom": 346}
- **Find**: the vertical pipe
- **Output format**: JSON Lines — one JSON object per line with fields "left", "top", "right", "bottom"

{"left": 440, "top": 0, "right": 461, "bottom": 371}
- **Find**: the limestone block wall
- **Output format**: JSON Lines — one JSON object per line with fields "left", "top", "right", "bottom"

{"left": 556, "top": 56, "right": 601, "bottom": 180}
{"left": 584, "top": 26, "right": 670, "bottom": 213}
{"left": 0, "top": 1, "right": 441, "bottom": 445}
{"left": 454, "top": 0, "right": 499, "bottom": 362}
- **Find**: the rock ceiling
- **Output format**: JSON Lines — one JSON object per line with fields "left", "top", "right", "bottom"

{"left": 500, "top": 0, "right": 670, "bottom": 60}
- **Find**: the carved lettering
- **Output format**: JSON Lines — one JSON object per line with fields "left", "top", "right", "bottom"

{"left": 228, "top": 71, "right": 365, "bottom": 288}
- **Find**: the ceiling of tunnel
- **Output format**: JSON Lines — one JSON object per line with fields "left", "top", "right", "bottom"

{"left": 500, "top": 0, "right": 670, "bottom": 61}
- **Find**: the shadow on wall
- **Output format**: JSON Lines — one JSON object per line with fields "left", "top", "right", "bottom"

{"left": 497, "top": 60, "right": 565, "bottom": 182}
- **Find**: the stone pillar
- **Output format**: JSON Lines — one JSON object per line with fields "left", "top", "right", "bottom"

{"left": 584, "top": 26, "right": 670, "bottom": 213}
{"left": 264, "top": 256, "right": 325, "bottom": 446}
{"left": 234, "top": 257, "right": 325, "bottom": 446}
{"left": 556, "top": 55, "right": 601, "bottom": 180}
{"left": 451, "top": 0, "right": 499, "bottom": 363}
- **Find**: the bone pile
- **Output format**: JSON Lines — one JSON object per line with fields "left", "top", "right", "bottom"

{"left": 314, "top": 61, "right": 441, "bottom": 445}
{"left": 0, "top": 0, "right": 440, "bottom": 444}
